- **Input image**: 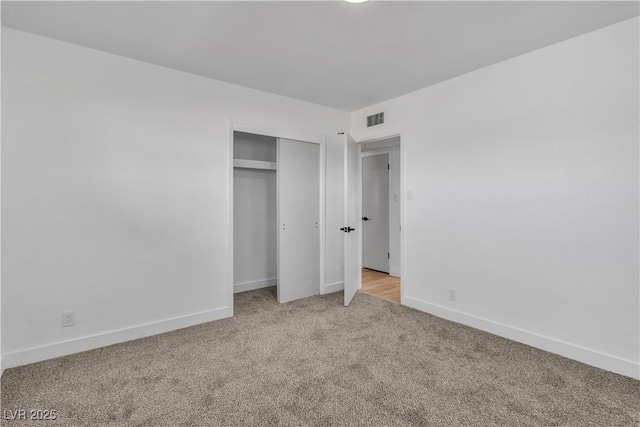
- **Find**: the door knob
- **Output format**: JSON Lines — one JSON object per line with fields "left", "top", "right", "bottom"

{"left": 362, "top": 217, "right": 369, "bottom": 221}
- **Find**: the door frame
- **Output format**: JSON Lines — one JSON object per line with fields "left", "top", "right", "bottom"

{"left": 228, "top": 121, "right": 326, "bottom": 313}
{"left": 355, "top": 130, "right": 405, "bottom": 304}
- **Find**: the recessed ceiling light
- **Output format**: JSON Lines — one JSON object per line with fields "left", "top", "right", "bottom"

{"left": 344, "top": 0, "right": 369, "bottom": 3}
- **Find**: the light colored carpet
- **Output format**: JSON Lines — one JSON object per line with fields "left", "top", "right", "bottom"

{"left": 1, "top": 288, "right": 638, "bottom": 426}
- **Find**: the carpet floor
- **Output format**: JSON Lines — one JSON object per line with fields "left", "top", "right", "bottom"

{"left": 1, "top": 288, "right": 638, "bottom": 426}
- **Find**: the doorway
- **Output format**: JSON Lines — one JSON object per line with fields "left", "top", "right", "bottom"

{"left": 359, "top": 136, "right": 401, "bottom": 303}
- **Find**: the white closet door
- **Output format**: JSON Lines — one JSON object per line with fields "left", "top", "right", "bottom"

{"left": 277, "top": 138, "right": 320, "bottom": 303}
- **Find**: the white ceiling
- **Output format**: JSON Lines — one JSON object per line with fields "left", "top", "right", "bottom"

{"left": 2, "top": 1, "right": 638, "bottom": 111}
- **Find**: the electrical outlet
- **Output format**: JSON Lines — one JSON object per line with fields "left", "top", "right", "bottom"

{"left": 62, "top": 311, "right": 75, "bottom": 327}
{"left": 448, "top": 289, "right": 457, "bottom": 302}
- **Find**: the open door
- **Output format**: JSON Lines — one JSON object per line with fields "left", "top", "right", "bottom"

{"left": 343, "top": 133, "right": 361, "bottom": 306}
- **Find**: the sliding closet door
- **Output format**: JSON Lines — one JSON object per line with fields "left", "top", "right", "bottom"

{"left": 277, "top": 138, "right": 320, "bottom": 303}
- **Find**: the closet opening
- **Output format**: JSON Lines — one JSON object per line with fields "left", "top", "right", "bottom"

{"left": 233, "top": 131, "right": 278, "bottom": 300}
{"left": 231, "top": 129, "right": 323, "bottom": 306}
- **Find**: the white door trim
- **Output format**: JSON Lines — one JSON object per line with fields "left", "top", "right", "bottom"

{"left": 356, "top": 129, "right": 405, "bottom": 304}
{"left": 228, "top": 120, "right": 326, "bottom": 313}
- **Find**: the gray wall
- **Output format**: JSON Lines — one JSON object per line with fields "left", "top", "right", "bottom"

{"left": 350, "top": 18, "right": 640, "bottom": 378}
{"left": 1, "top": 28, "right": 348, "bottom": 368}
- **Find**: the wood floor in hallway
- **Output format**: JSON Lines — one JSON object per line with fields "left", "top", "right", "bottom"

{"left": 361, "top": 268, "right": 401, "bottom": 303}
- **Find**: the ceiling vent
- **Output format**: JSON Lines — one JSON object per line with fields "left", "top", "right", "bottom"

{"left": 367, "top": 112, "right": 384, "bottom": 127}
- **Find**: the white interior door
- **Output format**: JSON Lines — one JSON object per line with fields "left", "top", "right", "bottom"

{"left": 362, "top": 154, "right": 390, "bottom": 272}
{"left": 278, "top": 138, "right": 320, "bottom": 303}
{"left": 343, "top": 133, "right": 361, "bottom": 306}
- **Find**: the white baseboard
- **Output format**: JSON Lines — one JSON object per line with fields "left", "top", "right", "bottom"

{"left": 234, "top": 278, "right": 277, "bottom": 293}
{"left": 2, "top": 306, "right": 232, "bottom": 371}
{"left": 403, "top": 296, "right": 639, "bottom": 380}
{"left": 323, "top": 281, "right": 344, "bottom": 294}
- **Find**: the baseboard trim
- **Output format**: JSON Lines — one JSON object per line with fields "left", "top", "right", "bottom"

{"left": 403, "top": 296, "right": 639, "bottom": 380}
{"left": 2, "top": 306, "right": 232, "bottom": 371}
{"left": 389, "top": 268, "right": 400, "bottom": 278}
{"left": 234, "top": 278, "right": 277, "bottom": 293}
{"left": 323, "top": 281, "right": 344, "bottom": 294}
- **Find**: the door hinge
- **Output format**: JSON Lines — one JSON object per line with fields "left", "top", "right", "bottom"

{"left": 388, "top": 163, "right": 390, "bottom": 170}
{"left": 388, "top": 252, "right": 390, "bottom": 259}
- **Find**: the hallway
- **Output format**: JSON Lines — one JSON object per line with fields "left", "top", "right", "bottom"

{"left": 360, "top": 268, "right": 400, "bottom": 303}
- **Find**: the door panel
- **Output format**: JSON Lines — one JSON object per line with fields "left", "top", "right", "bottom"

{"left": 362, "top": 154, "right": 390, "bottom": 273}
{"left": 278, "top": 138, "right": 320, "bottom": 303}
{"left": 344, "top": 133, "right": 361, "bottom": 306}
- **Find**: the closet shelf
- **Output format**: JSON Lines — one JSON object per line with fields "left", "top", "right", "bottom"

{"left": 233, "top": 159, "right": 277, "bottom": 171}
